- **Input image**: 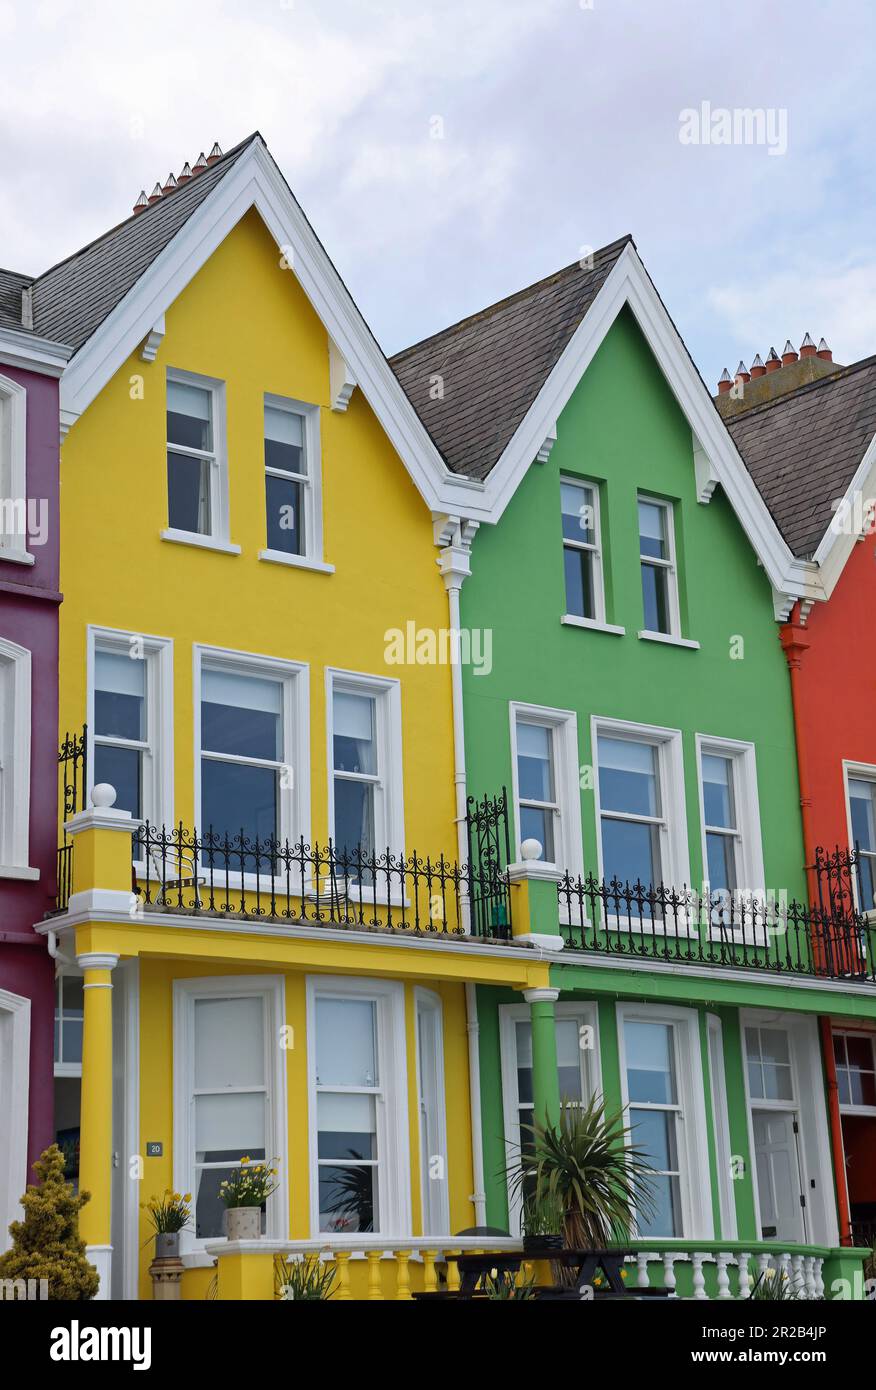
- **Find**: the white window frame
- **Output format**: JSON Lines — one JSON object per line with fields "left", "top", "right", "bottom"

{"left": 54, "top": 967, "right": 84, "bottom": 1078}
{"left": 0, "top": 987, "right": 30, "bottom": 1252}
{"left": 637, "top": 494, "right": 681, "bottom": 639}
{"left": 617, "top": 1002, "right": 713, "bottom": 1240}
{"left": 163, "top": 367, "right": 233, "bottom": 550}
{"left": 258, "top": 393, "right": 328, "bottom": 572}
{"left": 591, "top": 716, "right": 690, "bottom": 918}
{"left": 740, "top": 1008, "right": 837, "bottom": 1247}
{"left": 842, "top": 760, "right": 876, "bottom": 913}
{"left": 695, "top": 734, "right": 766, "bottom": 907}
{"left": 832, "top": 1028, "right": 876, "bottom": 1118}
{"left": 560, "top": 475, "right": 607, "bottom": 628}
{"left": 706, "top": 1013, "right": 737, "bottom": 1240}
{"left": 0, "top": 635, "right": 33, "bottom": 874}
{"left": 194, "top": 644, "right": 310, "bottom": 859}
{"left": 0, "top": 372, "right": 32, "bottom": 567}
{"left": 414, "top": 987, "right": 450, "bottom": 1238}
{"left": 326, "top": 668, "right": 404, "bottom": 859}
{"left": 306, "top": 975, "right": 411, "bottom": 1240}
{"left": 173, "top": 974, "right": 288, "bottom": 1256}
{"left": 87, "top": 626, "right": 173, "bottom": 835}
{"left": 499, "top": 1001, "right": 601, "bottom": 1235}
{"left": 509, "top": 702, "right": 584, "bottom": 879}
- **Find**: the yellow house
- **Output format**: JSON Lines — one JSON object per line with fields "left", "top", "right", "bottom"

{"left": 39, "top": 136, "right": 551, "bottom": 1300}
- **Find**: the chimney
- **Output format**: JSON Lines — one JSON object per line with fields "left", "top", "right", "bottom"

{"left": 132, "top": 189, "right": 149, "bottom": 216}
{"left": 715, "top": 333, "right": 842, "bottom": 417}
{"left": 192, "top": 152, "right": 208, "bottom": 176}
{"left": 206, "top": 142, "right": 223, "bottom": 165}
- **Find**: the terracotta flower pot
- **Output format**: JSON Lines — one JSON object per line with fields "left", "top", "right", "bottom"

{"left": 225, "top": 1206, "right": 262, "bottom": 1241}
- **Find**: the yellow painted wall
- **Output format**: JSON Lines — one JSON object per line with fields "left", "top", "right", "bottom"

{"left": 58, "top": 206, "right": 456, "bottom": 855}
{"left": 137, "top": 959, "right": 475, "bottom": 1300}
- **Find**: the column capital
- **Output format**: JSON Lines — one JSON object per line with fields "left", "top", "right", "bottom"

{"left": 76, "top": 952, "right": 119, "bottom": 973}
{"left": 523, "top": 987, "right": 560, "bottom": 1005}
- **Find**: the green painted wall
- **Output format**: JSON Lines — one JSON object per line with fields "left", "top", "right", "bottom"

{"left": 460, "top": 305, "right": 805, "bottom": 904}
{"left": 463, "top": 305, "right": 818, "bottom": 1243}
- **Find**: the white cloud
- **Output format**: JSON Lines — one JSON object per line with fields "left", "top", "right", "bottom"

{"left": 708, "top": 260, "right": 876, "bottom": 372}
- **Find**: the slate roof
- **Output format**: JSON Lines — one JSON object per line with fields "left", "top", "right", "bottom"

{"left": 27, "top": 134, "right": 258, "bottom": 354}
{"left": 727, "top": 356, "right": 876, "bottom": 559}
{"left": 389, "top": 236, "right": 631, "bottom": 480}
{"left": 0, "top": 268, "right": 32, "bottom": 331}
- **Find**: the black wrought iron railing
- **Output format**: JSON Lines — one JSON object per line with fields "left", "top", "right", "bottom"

{"left": 558, "top": 868, "right": 876, "bottom": 982}
{"left": 56, "top": 725, "right": 88, "bottom": 911}
{"left": 466, "top": 789, "right": 512, "bottom": 939}
{"left": 133, "top": 821, "right": 512, "bottom": 940}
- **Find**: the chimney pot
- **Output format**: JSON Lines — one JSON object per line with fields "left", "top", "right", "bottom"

{"left": 749, "top": 353, "right": 766, "bottom": 378}
{"left": 800, "top": 331, "right": 817, "bottom": 358}
{"left": 162, "top": 172, "right": 178, "bottom": 195}
{"left": 147, "top": 183, "right": 163, "bottom": 204}
{"left": 178, "top": 161, "right": 193, "bottom": 183}
{"left": 206, "top": 142, "right": 223, "bottom": 165}
{"left": 735, "top": 359, "right": 751, "bottom": 382}
{"left": 765, "top": 346, "right": 782, "bottom": 373}
{"left": 192, "top": 152, "right": 208, "bottom": 176}
{"left": 781, "top": 339, "right": 798, "bottom": 366}
{"left": 817, "top": 337, "right": 833, "bottom": 362}
{"left": 717, "top": 367, "right": 733, "bottom": 395}
{"left": 132, "top": 189, "right": 149, "bottom": 215}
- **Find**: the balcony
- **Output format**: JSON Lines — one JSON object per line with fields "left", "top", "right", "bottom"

{"left": 126, "top": 820, "right": 512, "bottom": 940}
{"left": 557, "top": 869, "right": 875, "bottom": 983}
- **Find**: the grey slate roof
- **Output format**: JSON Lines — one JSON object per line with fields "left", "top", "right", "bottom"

{"left": 0, "top": 268, "right": 32, "bottom": 330}
{"left": 28, "top": 135, "right": 258, "bottom": 354}
{"left": 727, "top": 356, "right": 876, "bottom": 559}
{"left": 390, "top": 236, "right": 631, "bottom": 480}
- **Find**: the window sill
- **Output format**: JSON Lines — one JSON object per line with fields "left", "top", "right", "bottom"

{"left": 0, "top": 547, "right": 35, "bottom": 567}
{"left": 258, "top": 548, "right": 335, "bottom": 574}
{"left": 561, "top": 615, "right": 625, "bottom": 636}
{"left": 637, "top": 629, "right": 700, "bottom": 650}
{"left": 161, "top": 529, "right": 241, "bottom": 555}
{"left": 0, "top": 863, "right": 40, "bottom": 881}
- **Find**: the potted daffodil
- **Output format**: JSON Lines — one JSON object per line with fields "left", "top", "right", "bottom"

{"left": 221, "top": 1157, "right": 280, "bottom": 1241}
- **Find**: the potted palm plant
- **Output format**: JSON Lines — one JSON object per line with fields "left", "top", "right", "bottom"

{"left": 521, "top": 1191, "right": 565, "bottom": 1254}
{"left": 506, "top": 1096, "right": 655, "bottom": 1250}
{"left": 220, "top": 1157, "right": 280, "bottom": 1241}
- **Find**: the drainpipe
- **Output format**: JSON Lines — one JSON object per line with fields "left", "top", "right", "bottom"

{"left": 821, "top": 1015, "right": 852, "bottom": 1245}
{"left": 436, "top": 514, "right": 486, "bottom": 1225}
{"left": 781, "top": 606, "right": 853, "bottom": 1245}
{"left": 47, "top": 928, "right": 74, "bottom": 969}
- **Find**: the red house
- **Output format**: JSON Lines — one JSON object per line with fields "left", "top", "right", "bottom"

{"left": 720, "top": 338, "right": 876, "bottom": 1249}
{"left": 0, "top": 273, "right": 70, "bottom": 1244}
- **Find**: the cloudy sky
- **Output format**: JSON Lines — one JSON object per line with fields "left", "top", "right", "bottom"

{"left": 1, "top": 0, "right": 873, "bottom": 386}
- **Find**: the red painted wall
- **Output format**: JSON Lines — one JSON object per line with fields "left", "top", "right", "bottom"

{"left": 782, "top": 536, "right": 876, "bottom": 866}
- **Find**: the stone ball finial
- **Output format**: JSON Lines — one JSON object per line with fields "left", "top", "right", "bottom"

{"left": 520, "top": 838, "right": 543, "bottom": 861}
{"left": 91, "top": 783, "right": 117, "bottom": 809}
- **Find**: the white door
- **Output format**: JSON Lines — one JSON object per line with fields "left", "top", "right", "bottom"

{"left": 753, "top": 1110, "right": 806, "bottom": 1243}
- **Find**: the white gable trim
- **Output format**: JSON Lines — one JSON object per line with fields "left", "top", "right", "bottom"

{"left": 59, "top": 138, "right": 483, "bottom": 517}
{"left": 477, "top": 243, "right": 821, "bottom": 613}
{"left": 808, "top": 428, "right": 876, "bottom": 603}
